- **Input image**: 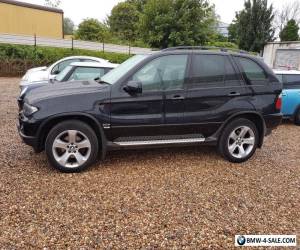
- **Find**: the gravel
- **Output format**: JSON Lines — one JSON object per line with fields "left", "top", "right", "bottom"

{"left": 0, "top": 77, "right": 299, "bottom": 249}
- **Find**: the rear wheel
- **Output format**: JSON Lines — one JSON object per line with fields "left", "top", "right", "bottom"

{"left": 294, "top": 108, "right": 300, "bottom": 126}
{"left": 218, "top": 118, "right": 259, "bottom": 163}
{"left": 45, "top": 120, "right": 99, "bottom": 172}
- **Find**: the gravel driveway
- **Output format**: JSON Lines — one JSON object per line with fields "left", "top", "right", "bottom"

{"left": 0, "top": 77, "right": 299, "bottom": 249}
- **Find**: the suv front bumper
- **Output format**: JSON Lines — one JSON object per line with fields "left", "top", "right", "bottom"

{"left": 18, "top": 113, "right": 41, "bottom": 152}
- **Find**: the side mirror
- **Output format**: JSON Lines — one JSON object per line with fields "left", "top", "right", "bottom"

{"left": 123, "top": 81, "right": 142, "bottom": 94}
{"left": 52, "top": 70, "right": 60, "bottom": 75}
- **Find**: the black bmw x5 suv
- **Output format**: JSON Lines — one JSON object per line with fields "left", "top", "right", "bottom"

{"left": 18, "top": 47, "right": 282, "bottom": 172}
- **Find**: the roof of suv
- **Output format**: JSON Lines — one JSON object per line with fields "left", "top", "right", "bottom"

{"left": 157, "top": 46, "right": 261, "bottom": 60}
{"left": 161, "top": 46, "right": 250, "bottom": 54}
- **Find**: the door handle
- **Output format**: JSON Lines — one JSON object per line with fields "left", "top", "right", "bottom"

{"left": 228, "top": 92, "right": 241, "bottom": 97}
{"left": 171, "top": 95, "right": 185, "bottom": 100}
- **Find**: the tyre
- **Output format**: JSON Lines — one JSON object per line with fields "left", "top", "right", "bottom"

{"left": 45, "top": 120, "right": 99, "bottom": 172}
{"left": 218, "top": 118, "right": 259, "bottom": 163}
{"left": 294, "top": 108, "right": 300, "bottom": 126}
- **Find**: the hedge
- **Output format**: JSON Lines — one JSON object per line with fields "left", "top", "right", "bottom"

{"left": 0, "top": 44, "right": 132, "bottom": 76}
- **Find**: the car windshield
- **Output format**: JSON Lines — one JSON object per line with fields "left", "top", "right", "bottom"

{"left": 55, "top": 65, "right": 73, "bottom": 82}
{"left": 101, "top": 55, "right": 149, "bottom": 85}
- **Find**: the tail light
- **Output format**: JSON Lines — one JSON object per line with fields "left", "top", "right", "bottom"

{"left": 275, "top": 95, "right": 282, "bottom": 111}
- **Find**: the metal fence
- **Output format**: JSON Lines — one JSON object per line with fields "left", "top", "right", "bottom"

{"left": 0, "top": 33, "right": 152, "bottom": 55}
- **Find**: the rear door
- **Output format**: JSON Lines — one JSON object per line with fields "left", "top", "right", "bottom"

{"left": 184, "top": 53, "right": 247, "bottom": 137}
{"left": 233, "top": 56, "right": 282, "bottom": 115}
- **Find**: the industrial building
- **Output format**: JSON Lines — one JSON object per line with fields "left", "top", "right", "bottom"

{"left": 0, "top": 0, "right": 63, "bottom": 39}
{"left": 263, "top": 41, "right": 300, "bottom": 70}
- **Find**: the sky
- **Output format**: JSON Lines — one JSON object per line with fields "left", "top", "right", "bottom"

{"left": 20, "top": 0, "right": 299, "bottom": 25}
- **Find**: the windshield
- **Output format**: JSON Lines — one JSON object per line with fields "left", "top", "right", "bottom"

{"left": 101, "top": 55, "right": 149, "bottom": 84}
{"left": 55, "top": 65, "right": 73, "bottom": 82}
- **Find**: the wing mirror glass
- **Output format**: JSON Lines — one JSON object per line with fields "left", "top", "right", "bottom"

{"left": 123, "top": 81, "right": 142, "bottom": 94}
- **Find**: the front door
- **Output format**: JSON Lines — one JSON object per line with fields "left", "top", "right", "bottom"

{"left": 109, "top": 54, "right": 189, "bottom": 141}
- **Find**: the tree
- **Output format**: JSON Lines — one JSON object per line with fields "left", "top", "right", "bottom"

{"left": 63, "top": 18, "right": 75, "bottom": 35}
{"left": 275, "top": 0, "right": 300, "bottom": 33}
{"left": 108, "top": 2, "right": 140, "bottom": 42}
{"left": 280, "top": 19, "right": 299, "bottom": 41}
{"left": 44, "top": 0, "right": 61, "bottom": 8}
{"left": 228, "top": 22, "right": 238, "bottom": 44}
{"left": 75, "top": 18, "right": 109, "bottom": 42}
{"left": 139, "top": 0, "right": 216, "bottom": 48}
{"left": 229, "top": 0, "right": 275, "bottom": 52}
{"left": 127, "top": 0, "right": 148, "bottom": 12}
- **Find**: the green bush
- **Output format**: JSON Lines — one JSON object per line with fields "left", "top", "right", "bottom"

{"left": 205, "top": 41, "right": 238, "bottom": 49}
{"left": 0, "top": 44, "right": 131, "bottom": 64}
{"left": 0, "top": 44, "right": 132, "bottom": 76}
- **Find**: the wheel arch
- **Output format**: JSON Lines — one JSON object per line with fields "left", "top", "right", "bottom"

{"left": 37, "top": 112, "right": 107, "bottom": 159}
{"left": 215, "top": 111, "right": 266, "bottom": 148}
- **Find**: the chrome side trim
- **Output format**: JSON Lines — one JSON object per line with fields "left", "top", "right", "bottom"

{"left": 114, "top": 138, "right": 205, "bottom": 146}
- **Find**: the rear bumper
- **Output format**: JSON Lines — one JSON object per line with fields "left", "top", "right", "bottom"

{"left": 263, "top": 113, "right": 283, "bottom": 135}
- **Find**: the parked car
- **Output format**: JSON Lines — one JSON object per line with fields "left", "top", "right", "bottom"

{"left": 20, "top": 56, "right": 110, "bottom": 86}
{"left": 19, "top": 61, "right": 118, "bottom": 107}
{"left": 274, "top": 70, "right": 300, "bottom": 125}
{"left": 18, "top": 47, "right": 282, "bottom": 172}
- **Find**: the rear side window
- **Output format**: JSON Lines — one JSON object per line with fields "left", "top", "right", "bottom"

{"left": 285, "top": 74, "right": 300, "bottom": 84}
{"left": 189, "top": 54, "right": 240, "bottom": 88}
{"left": 236, "top": 57, "right": 267, "bottom": 83}
{"left": 51, "top": 59, "right": 79, "bottom": 75}
{"left": 284, "top": 74, "right": 300, "bottom": 89}
{"left": 68, "top": 67, "right": 106, "bottom": 81}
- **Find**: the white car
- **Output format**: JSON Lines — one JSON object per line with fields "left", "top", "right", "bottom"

{"left": 20, "top": 56, "right": 111, "bottom": 86}
{"left": 18, "top": 61, "right": 118, "bottom": 110}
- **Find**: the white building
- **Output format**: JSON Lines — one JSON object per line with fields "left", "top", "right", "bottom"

{"left": 263, "top": 41, "right": 300, "bottom": 70}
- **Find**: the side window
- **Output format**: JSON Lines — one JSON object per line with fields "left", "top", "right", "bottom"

{"left": 189, "top": 54, "right": 231, "bottom": 88}
{"left": 68, "top": 67, "right": 105, "bottom": 81}
{"left": 51, "top": 59, "right": 79, "bottom": 75}
{"left": 236, "top": 57, "right": 267, "bottom": 83}
{"left": 131, "top": 55, "right": 188, "bottom": 92}
{"left": 284, "top": 74, "right": 300, "bottom": 89}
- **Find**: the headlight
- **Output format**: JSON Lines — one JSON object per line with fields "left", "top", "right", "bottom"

{"left": 20, "top": 86, "right": 28, "bottom": 98}
{"left": 23, "top": 103, "right": 39, "bottom": 116}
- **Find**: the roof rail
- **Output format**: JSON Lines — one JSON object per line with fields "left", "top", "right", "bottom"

{"left": 162, "top": 46, "right": 249, "bottom": 54}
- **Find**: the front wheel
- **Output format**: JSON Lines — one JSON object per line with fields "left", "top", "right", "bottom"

{"left": 218, "top": 118, "right": 259, "bottom": 163}
{"left": 45, "top": 120, "right": 99, "bottom": 172}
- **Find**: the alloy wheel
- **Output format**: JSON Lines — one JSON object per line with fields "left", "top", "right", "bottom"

{"left": 227, "top": 126, "right": 255, "bottom": 159}
{"left": 52, "top": 130, "right": 91, "bottom": 168}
